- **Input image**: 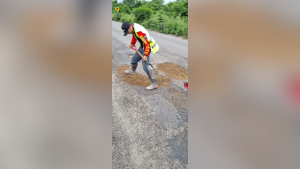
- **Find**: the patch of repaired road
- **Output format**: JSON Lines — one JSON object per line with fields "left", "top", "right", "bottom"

{"left": 157, "top": 62, "right": 188, "bottom": 80}
{"left": 117, "top": 65, "right": 171, "bottom": 87}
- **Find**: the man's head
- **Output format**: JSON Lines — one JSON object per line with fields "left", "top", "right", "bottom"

{"left": 121, "top": 21, "right": 133, "bottom": 36}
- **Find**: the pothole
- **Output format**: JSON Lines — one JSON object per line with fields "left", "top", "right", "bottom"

{"left": 128, "top": 54, "right": 134, "bottom": 59}
{"left": 156, "top": 62, "right": 188, "bottom": 80}
{"left": 117, "top": 65, "right": 171, "bottom": 87}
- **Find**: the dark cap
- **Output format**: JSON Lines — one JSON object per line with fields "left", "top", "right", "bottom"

{"left": 121, "top": 21, "right": 131, "bottom": 36}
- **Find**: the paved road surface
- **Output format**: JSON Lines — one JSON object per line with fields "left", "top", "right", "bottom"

{"left": 112, "top": 21, "right": 188, "bottom": 168}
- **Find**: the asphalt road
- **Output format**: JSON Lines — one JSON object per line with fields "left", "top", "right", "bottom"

{"left": 112, "top": 21, "right": 188, "bottom": 168}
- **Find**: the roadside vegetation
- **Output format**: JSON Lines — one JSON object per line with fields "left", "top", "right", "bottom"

{"left": 112, "top": 0, "right": 188, "bottom": 38}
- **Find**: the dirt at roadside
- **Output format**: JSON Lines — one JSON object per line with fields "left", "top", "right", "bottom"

{"left": 156, "top": 62, "right": 188, "bottom": 80}
{"left": 117, "top": 65, "right": 171, "bottom": 87}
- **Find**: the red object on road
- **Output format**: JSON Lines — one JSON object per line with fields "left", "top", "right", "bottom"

{"left": 289, "top": 76, "right": 300, "bottom": 104}
{"left": 184, "top": 82, "right": 188, "bottom": 89}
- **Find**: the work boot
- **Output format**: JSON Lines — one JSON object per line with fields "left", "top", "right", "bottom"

{"left": 146, "top": 81, "right": 158, "bottom": 90}
{"left": 146, "top": 72, "right": 158, "bottom": 90}
{"left": 124, "top": 63, "right": 137, "bottom": 74}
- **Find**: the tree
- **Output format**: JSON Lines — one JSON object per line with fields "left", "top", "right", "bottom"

{"left": 120, "top": 4, "right": 132, "bottom": 13}
{"left": 133, "top": 5, "right": 153, "bottom": 22}
{"left": 156, "top": 0, "right": 165, "bottom": 6}
{"left": 112, "top": 0, "right": 118, "bottom": 8}
{"left": 170, "top": 0, "right": 188, "bottom": 17}
{"left": 134, "top": 0, "right": 142, "bottom": 8}
{"left": 123, "top": 0, "right": 135, "bottom": 4}
{"left": 146, "top": 0, "right": 164, "bottom": 12}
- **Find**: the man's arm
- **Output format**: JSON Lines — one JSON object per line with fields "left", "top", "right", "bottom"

{"left": 143, "top": 39, "right": 151, "bottom": 56}
{"left": 131, "top": 34, "right": 137, "bottom": 45}
{"left": 129, "top": 34, "right": 137, "bottom": 48}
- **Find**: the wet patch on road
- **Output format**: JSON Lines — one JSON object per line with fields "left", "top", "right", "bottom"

{"left": 168, "top": 88, "right": 188, "bottom": 111}
{"left": 132, "top": 85, "right": 188, "bottom": 117}
{"left": 168, "top": 126, "right": 188, "bottom": 166}
{"left": 145, "top": 94, "right": 188, "bottom": 166}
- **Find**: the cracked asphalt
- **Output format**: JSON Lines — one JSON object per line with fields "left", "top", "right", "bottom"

{"left": 112, "top": 21, "right": 188, "bottom": 168}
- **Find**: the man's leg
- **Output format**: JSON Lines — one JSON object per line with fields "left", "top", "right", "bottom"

{"left": 124, "top": 48, "right": 142, "bottom": 74}
{"left": 141, "top": 50, "right": 158, "bottom": 90}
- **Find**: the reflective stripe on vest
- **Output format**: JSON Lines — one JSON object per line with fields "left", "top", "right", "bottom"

{"left": 149, "top": 35, "right": 153, "bottom": 43}
{"left": 133, "top": 23, "right": 159, "bottom": 53}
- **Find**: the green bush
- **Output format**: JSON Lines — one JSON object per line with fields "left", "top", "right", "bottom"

{"left": 120, "top": 13, "right": 135, "bottom": 23}
{"left": 133, "top": 0, "right": 142, "bottom": 8}
{"left": 133, "top": 6, "right": 153, "bottom": 22}
{"left": 112, "top": 0, "right": 188, "bottom": 38}
{"left": 149, "top": 11, "right": 168, "bottom": 31}
{"left": 112, "top": 13, "right": 116, "bottom": 21}
{"left": 170, "top": 0, "right": 188, "bottom": 17}
{"left": 143, "top": 12, "right": 187, "bottom": 37}
{"left": 119, "top": 4, "right": 132, "bottom": 14}
{"left": 140, "top": 20, "right": 150, "bottom": 28}
{"left": 145, "top": 0, "right": 163, "bottom": 12}
{"left": 112, "top": 12, "right": 122, "bottom": 21}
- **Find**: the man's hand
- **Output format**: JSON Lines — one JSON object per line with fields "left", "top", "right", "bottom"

{"left": 129, "top": 44, "right": 134, "bottom": 48}
{"left": 142, "top": 55, "right": 147, "bottom": 61}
